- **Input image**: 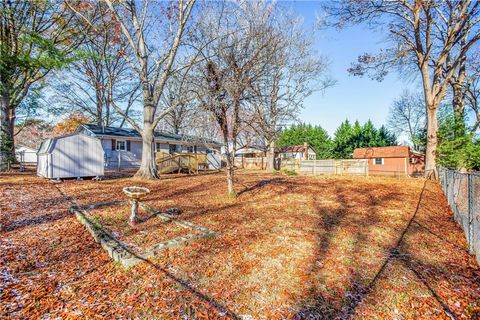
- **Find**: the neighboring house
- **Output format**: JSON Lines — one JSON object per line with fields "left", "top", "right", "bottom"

{"left": 15, "top": 145, "right": 38, "bottom": 164}
{"left": 352, "top": 146, "right": 425, "bottom": 176}
{"left": 76, "top": 124, "right": 223, "bottom": 170}
{"left": 234, "top": 147, "right": 266, "bottom": 170}
{"left": 275, "top": 143, "right": 316, "bottom": 160}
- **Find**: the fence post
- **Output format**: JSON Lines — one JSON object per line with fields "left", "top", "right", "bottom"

{"left": 468, "top": 174, "right": 474, "bottom": 254}
{"left": 450, "top": 171, "right": 454, "bottom": 206}
{"left": 445, "top": 169, "right": 449, "bottom": 204}
{"left": 443, "top": 168, "right": 447, "bottom": 192}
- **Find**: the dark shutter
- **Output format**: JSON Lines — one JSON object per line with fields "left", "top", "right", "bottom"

{"left": 126, "top": 141, "right": 131, "bottom": 152}
{"left": 111, "top": 139, "right": 116, "bottom": 150}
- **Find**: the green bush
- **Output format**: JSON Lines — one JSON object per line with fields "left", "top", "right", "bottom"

{"left": 281, "top": 168, "right": 298, "bottom": 176}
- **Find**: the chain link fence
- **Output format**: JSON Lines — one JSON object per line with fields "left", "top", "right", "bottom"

{"left": 438, "top": 166, "right": 480, "bottom": 265}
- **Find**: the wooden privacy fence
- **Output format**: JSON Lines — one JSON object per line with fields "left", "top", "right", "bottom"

{"left": 280, "top": 159, "right": 369, "bottom": 176}
{"left": 234, "top": 157, "right": 267, "bottom": 170}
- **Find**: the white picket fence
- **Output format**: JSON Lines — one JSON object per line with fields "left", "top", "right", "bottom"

{"left": 280, "top": 159, "right": 368, "bottom": 176}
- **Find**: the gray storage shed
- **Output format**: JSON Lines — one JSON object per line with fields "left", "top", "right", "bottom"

{"left": 37, "top": 133, "right": 104, "bottom": 179}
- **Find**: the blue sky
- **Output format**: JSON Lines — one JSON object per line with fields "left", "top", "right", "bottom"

{"left": 292, "top": 1, "right": 418, "bottom": 135}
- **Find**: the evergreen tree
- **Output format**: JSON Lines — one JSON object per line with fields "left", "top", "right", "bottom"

{"left": 437, "top": 114, "right": 480, "bottom": 170}
{"left": 361, "top": 120, "right": 378, "bottom": 145}
{"left": 377, "top": 125, "right": 397, "bottom": 146}
{"left": 332, "top": 119, "right": 397, "bottom": 158}
{"left": 332, "top": 120, "right": 354, "bottom": 158}
{"left": 277, "top": 120, "right": 398, "bottom": 160}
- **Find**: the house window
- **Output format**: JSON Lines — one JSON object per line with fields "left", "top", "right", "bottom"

{"left": 116, "top": 140, "right": 126, "bottom": 151}
{"left": 155, "top": 142, "right": 162, "bottom": 152}
{"left": 374, "top": 158, "right": 384, "bottom": 165}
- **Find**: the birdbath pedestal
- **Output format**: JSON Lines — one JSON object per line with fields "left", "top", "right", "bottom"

{"left": 123, "top": 186, "right": 150, "bottom": 226}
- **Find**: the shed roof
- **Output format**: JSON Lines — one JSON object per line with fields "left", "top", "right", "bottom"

{"left": 78, "top": 124, "right": 222, "bottom": 147}
{"left": 37, "top": 133, "right": 100, "bottom": 155}
{"left": 352, "top": 146, "right": 410, "bottom": 159}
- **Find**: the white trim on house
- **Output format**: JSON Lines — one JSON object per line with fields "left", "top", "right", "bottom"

{"left": 116, "top": 140, "right": 127, "bottom": 151}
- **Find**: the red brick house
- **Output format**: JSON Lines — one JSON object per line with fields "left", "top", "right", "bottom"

{"left": 352, "top": 146, "right": 425, "bottom": 176}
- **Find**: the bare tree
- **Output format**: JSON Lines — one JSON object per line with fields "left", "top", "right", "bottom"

{"left": 68, "top": 0, "right": 196, "bottom": 179}
{"left": 458, "top": 50, "right": 480, "bottom": 133}
{"left": 387, "top": 90, "right": 426, "bottom": 151}
{"left": 448, "top": 49, "right": 468, "bottom": 137}
{"left": 157, "top": 73, "right": 197, "bottom": 135}
{"left": 325, "top": 0, "right": 480, "bottom": 177}
{"left": 53, "top": 3, "right": 140, "bottom": 127}
{"left": 248, "top": 8, "right": 334, "bottom": 171}
{"left": 191, "top": 1, "right": 274, "bottom": 196}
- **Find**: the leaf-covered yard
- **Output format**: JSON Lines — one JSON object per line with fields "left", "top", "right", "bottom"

{"left": 1, "top": 171, "right": 479, "bottom": 319}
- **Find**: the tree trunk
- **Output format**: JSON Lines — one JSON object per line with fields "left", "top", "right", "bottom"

{"left": 425, "top": 105, "right": 438, "bottom": 178}
{"left": 222, "top": 126, "right": 236, "bottom": 196}
{"left": 225, "top": 152, "right": 235, "bottom": 197}
{"left": 452, "top": 82, "right": 466, "bottom": 138}
{"left": 0, "top": 91, "right": 16, "bottom": 168}
{"left": 265, "top": 140, "right": 275, "bottom": 171}
{"left": 135, "top": 105, "right": 159, "bottom": 179}
{"left": 106, "top": 102, "right": 110, "bottom": 127}
{"left": 96, "top": 87, "right": 103, "bottom": 127}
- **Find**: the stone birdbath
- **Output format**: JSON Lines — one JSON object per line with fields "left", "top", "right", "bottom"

{"left": 123, "top": 186, "right": 150, "bottom": 226}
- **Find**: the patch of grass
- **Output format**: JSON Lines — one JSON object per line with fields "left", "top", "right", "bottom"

{"left": 281, "top": 168, "right": 298, "bottom": 176}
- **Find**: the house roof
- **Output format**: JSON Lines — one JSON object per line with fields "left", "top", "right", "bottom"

{"left": 352, "top": 146, "right": 410, "bottom": 159}
{"left": 275, "top": 144, "right": 314, "bottom": 154}
{"left": 78, "top": 124, "right": 223, "bottom": 147}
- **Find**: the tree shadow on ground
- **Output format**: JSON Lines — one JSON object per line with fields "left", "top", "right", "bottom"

{"left": 1, "top": 208, "right": 70, "bottom": 232}
{"left": 237, "top": 177, "right": 290, "bottom": 196}
{"left": 292, "top": 181, "right": 421, "bottom": 320}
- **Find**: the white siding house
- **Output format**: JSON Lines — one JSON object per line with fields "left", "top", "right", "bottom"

{"left": 76, "top": 124, "right": 223, "bottom": 170}
{"left": 275, "top": 143, "right": 316, "bottom": 160}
